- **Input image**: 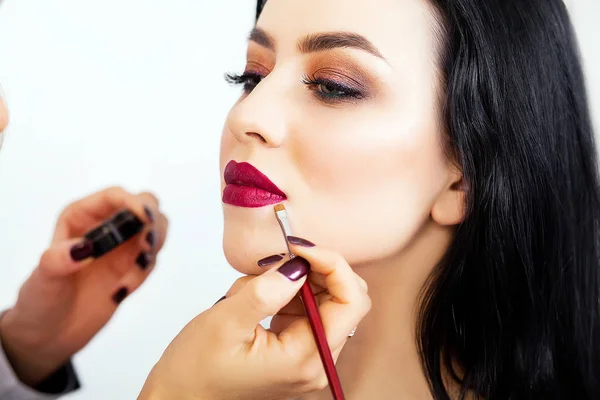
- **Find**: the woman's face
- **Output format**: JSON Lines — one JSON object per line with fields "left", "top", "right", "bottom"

{"left": 220, "top": 0, "right": 461, "bottom": 275}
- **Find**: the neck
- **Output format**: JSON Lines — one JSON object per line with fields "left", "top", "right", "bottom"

{"left": 300, "top": 220, "right": 454, "bottom": 400}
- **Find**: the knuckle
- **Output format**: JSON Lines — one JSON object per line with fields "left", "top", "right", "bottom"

{"left": 336, "top": 253, "right": 351, "bottom": 269}
{"left": 105, "top": 185, "right": 128, "bottom": 197}
{"left": 160, "top": 213, "right": 170, "bottom": 232}
{"left": 246, "top": 278, "right": 273, "bottom": 314}
{"left": 58, "top": 204, "right": 74, "bottom": 220}
{"left": 312, "top": 374, "right": 329, "bottom": 391}
{"left": 296, "top": 355, "right": 328, "bottom": 390}
{"left": 38, "top": 248, "right": 53, "bottom": 268}
{"left": 138, "top": 191, "right": 160, "bottom": 207}
{"left": 357, "top": 275, "right": 369, "bottom": 293}
{"left": 360, "top": 292, "right": 373, "bottom": 315}
{"left": 161, "top": 212, "right": 169, "bottom": 226}
{"left": 330, "top": 252, "right": 348, "bottom": 271}
{"left": 226, "top": 276, "right": 252, "bottom": 297}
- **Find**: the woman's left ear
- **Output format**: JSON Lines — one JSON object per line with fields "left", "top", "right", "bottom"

{"left": 431, "top": 166, "right": 466, "bottom": 226}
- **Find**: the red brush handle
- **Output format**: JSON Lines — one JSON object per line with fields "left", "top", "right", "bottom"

{"left": 299, "top": 282, "right": 345, "bottom": 400}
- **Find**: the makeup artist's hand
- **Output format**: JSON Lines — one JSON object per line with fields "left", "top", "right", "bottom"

{"left": 138, "top": 238, "right": 370, "bottom": 400}
{"left": 0, "top": 187, "right": 168, "bottom": 387}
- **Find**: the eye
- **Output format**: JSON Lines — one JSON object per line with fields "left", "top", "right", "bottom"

{"left": 225, "top": 72, "right": 264, "bottom": 94}
{"left": 318, "top": 82, "right": 345, "bottom": 96}
{"left": 301, "top": 74, "right": 364, "bottom": 102}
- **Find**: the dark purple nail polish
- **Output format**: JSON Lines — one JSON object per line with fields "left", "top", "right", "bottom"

{"left": 286, "top": 236, "right": 315, "bottom": 247}
{"left": 145, "top": 231, "right": 155, "bottom": 248}
{"left": 70, "top": 241, "right": 93, "bottom": 261}
{"left": 213, "top": 295, "right": 226, "bottom": 306}
{"left": 144, "top": 206, "right": 154, "bottom": 222}
{"left": 136, "top": 252, "right": 151, "bottom": 270}
{"left": 278, "top": 257, "right": 310, "bottom": 281}
{"left": 112, "top": 287, "right": 128, "bottom": 304}
{"left": 257, "top": 254, "right": 284, "bottom": 267}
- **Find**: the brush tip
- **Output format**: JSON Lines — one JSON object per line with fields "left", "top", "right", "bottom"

{"left": 273, "top": 204, "right": 286, "bottom": 212}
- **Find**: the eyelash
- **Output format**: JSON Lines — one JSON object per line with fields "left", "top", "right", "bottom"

{"left": 225, "top": 72, "right": 263, "bottom": 94}
{"left": 224, "top": 72, "right": 364, "bottom": 102}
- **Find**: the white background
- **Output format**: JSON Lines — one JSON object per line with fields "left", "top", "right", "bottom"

{"left": 0, "top": 1, "right": 597, "bottom": 399}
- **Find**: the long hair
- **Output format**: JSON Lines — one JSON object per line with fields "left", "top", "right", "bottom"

{"left": 256, "top": 1, "right": 600, "bottom": 399}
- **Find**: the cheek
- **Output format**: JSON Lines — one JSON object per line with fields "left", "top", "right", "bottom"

{"left": 288, "top": 112, "right": 449, "bottom": 264}
{"left": 220, "top": 126, "right": 235, "bottom": 175}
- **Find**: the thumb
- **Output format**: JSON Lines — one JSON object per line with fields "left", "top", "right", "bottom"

{"left": 38, "top": 238, "right": 94, "bottom": 277}
{"left": 224, "top": 257, "right": 310, "bottom": 339}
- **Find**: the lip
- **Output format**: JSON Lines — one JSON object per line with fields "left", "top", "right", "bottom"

{"left": 222, "top": 160, "right": 287, "bottom": 208}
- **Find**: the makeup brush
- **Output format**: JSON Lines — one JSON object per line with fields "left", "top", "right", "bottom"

{"left": 273, "top": 204, "right": 345, "bottom": 400}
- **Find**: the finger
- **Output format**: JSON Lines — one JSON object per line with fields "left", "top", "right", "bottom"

{"left": 277, "top": 285, "right": 331, "bottom": 316}
{"left": 136, "top": 192, "right": 160, "bottom": 226}
{"left": 277, "top": 295, "right": 305, "bottom": 316}
{"left": 306, "top": 271, "right": 366, "bottom": 293}
{"left": 79, "top": 209, "right": 165, "bottom": 280}
{"left": 306, "top": 277, "right": 327, "bottom": 295}
{"left": 137, "top": 191, "right": 160, "bottom": 209}
{"left": 54, "top": 187, "right": 158, "bottom": 240}
{"left": 110, "top": 252, "right": 157, "bottom": 306}
{"left": 225, "top": 275, "right": 254, "bottom": 297}
{"left": 356, "top": 274, "right": 368, "bottom": 293}
{"left": 139, "top": 210, "right": 168, "bottom": 255}
{"left": 332, "top": 344, "right": 344, "bottom": 363}
{"left": 269, "top": 314, "right": 303, "bottom": 335}
{"left": 209, "top": 275, "right": 255, "bottom": 307}
{"left": 284, "top": 240, "right": 371, "bottom": 350}
{"left": 151, "top": 211, "right": 169, "bottom": 253}
{"left": 271, "top": 291, "right": 332, "bottom": 334}
{"left": 289, "top": 243, "right": 364, "bottom": 304}
{"left": 220, "top": 257, "right": 309, "bottom": 342}
{"left": 306, "top": 272, "right": 327, "bottom": 291}
{"left": 37, "top": 238, "right": 96, "bottom": 277}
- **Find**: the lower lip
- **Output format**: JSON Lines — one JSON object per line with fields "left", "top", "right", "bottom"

{"left": 222, "top": 184, "right": 286, "bottom": 208}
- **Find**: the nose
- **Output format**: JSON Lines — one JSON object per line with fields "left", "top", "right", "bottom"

{"left": 225, "top": 75, "right": 287, "bottom": 148}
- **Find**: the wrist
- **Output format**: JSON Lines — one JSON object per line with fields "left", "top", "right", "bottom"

{"left": 0, "top": 308, "right": 66, "bottom": 386}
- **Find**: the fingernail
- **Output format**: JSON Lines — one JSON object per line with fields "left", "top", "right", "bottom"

{"left": 112, "top": 287, "right": 128, "bottom": 304}
{"left": 70, "top": 241, "right": 94, "bottom": 261}
{"left": 136, "top": 252, "right": 151, "bottom": 270}
{"left": 286, "top": 236, "right": 315, "bottom": 247}
{"left": 144, "top": 206, "right": 154, "bottom": 222}
{"left": 257, "top": 254, "right": 284, "bottom": 267}
{"left": 278, "top": 257, "right": 310, "bottom": 281}
{"left": 213, "top": 295, "right": 226, "bottom": 306}
{"left": 145, "top": 231, "right": 155, "bottom": 248}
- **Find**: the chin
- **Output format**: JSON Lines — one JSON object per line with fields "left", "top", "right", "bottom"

{"left": 221, "top": 203, "right": 290, "bottom": 275}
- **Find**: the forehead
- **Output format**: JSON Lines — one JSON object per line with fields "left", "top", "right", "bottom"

{"left": 257, "top": 0, "right": 438, "bottom": 67}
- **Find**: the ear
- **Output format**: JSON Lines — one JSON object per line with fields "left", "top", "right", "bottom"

{"left": 431, "top": 165, "right": 466, "bottom": 226}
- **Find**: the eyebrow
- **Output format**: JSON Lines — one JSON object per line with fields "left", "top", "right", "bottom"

{"left": 248, "top": 27, "right": 386, "bottom": 60}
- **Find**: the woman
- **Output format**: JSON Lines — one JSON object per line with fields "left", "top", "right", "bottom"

{"left": 140, "top": 0, "right": 600, "bottom": 399}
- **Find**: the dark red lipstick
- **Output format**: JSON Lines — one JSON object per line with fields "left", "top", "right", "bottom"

{"left": 223, "top": 160, "right": 287, "bottom": 208}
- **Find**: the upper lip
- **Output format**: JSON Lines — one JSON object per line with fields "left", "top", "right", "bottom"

{"left": 224, "top": 160, "right": 287, "bottom": 197}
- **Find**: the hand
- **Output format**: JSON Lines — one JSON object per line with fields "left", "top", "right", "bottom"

{"left": 0, "top": 187, "right": 168, "bottom": 386}
{"left": 0, "top": 91, "right": 8, "bottom": 147}
{"left": 138, "top": 238, "right": 370, "bottom": 400}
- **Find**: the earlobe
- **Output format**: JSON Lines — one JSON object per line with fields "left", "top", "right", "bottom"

{"left": 431, "top": 171, "right": 467, "bottom": 226}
